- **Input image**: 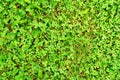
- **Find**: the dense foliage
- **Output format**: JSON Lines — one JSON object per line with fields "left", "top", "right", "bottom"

{"left": 0, "top": 0, "right": 120, "bottom": 79}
